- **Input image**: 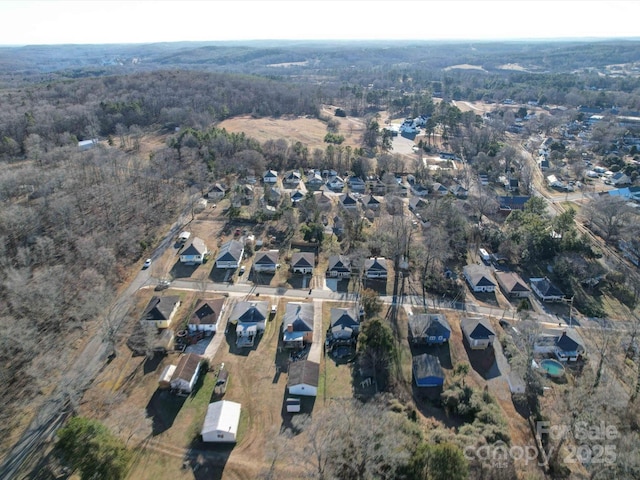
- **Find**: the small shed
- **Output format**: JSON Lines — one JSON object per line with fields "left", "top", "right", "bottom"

{"left": 158, "top": 364, "right": 176, "bottom": 389}
{"left": 412, "top": 353, "right": 445, "bottom": 387}
{"left": 201, "top": 400, "right": 242, "bottom": 443}
{"left": 287, "top": 360, "right": 319, "bottom": 396}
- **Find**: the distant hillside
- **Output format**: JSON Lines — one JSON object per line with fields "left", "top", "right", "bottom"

{"left": 1, "top": 39, "right": 639, "bottom": 82}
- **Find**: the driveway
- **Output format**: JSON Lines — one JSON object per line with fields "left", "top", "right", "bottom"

{"left": 307, "top": 299, "right": 324, "bottom": 364}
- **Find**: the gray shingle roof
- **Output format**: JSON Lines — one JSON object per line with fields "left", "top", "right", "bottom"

{"left": 217, "top": 240, "right": 244, "bottom": 262}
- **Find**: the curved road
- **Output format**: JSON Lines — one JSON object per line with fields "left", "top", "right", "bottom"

{"left": 0, "top": 211, "right": 190, "bottom": 479}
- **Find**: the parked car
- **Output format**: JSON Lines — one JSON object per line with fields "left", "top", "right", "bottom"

{"left": 155, "top": 279, "right": 171, "bottom": 291}
{"left": 143, "top": 258, "right": 152, "bottom": 269}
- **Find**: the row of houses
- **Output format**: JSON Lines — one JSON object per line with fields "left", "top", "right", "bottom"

{"left": 462, "top": 264, "right": 565, "bottom": 302}
{"left": 409, "top": 312, "right": 586, "bottom": 389}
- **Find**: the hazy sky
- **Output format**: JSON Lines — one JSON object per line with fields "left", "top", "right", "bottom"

{"left": 1, "top": 0, "right": 638, "bottom": 45}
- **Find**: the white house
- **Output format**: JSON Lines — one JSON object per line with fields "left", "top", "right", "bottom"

{"left": 188, "top": 298, "right": 225, "bottom": 334}
{"left": 463, "top": 264, "right": 496, "bottom": 293}
{"left": 215, "top": 240, "right": 244, "bottom": 269}
{"left": 364, "top": 257, "right": 388, "bottom": 279}
{"left": 461, "top": 318, "right": 496, "bottom": 350}
{"left": 201, "top": 400, "right": 241, "bottom": 443}
{"left": 291, "top": 252, "right": 315, "bottom": 274}
{"left": 287, "top": 360, "right": 319, "bottom": 396}
{"left": 140, "top": 296, "right": 181, "bottom": 329}
{"left": 253, "top": 250, "right": 279, "bottom": 273}
{"left": 180, "top": 237, "right": 208, "bottom": 265}
{"left": 263, "top": 169, "right": 278, "bottom": 184}
{"left": 170, "top": 353, "right": 202, "bottom": 393}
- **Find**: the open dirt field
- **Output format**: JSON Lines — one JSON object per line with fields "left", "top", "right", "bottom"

{"left": 217, "top": 107, "right": 365, "bottom": 152}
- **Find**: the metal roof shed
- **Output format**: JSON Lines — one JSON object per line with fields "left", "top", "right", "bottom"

{"left": 201, "top": 400, "right": 242, "bottom": 443}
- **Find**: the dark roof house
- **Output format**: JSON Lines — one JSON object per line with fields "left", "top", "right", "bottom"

{"left": 408, "top": 314, "right": 451, "bottom": 344}
{"left": 141, "top": 296, "right": 181, "bottom": 329}
{"left": 461, "top": 317, "right": 496, "bottom": 350}
{"left": 188, "top": 298, "right": 225, "bottom": 332}
{"left": 530, "top": 277, "right": 564, "bottom": 302}
{"left": 327, "top": 255, "right": 351, "bottom": 278}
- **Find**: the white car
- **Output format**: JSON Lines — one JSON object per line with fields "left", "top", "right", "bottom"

{"left": 143, "top": 258, "right": 152, "bottom": 269}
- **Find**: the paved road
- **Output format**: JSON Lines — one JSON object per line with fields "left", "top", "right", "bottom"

{"left": 0, "top": 211, "right": 191, "bottom": 479}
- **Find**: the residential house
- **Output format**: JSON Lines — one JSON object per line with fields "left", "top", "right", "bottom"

{"left": 612, "top": 172, "right": 631, "bottom": 186}
{"left": 201, "top": 400, "right": 241, "bottom": 443}
{"left": 534, "top": 329, "right": 586, "bottom": 362}
{"left": 264, "top": 186, "right": 282, "bottom": 206}
{"left": 360, "top": 194, "right": 382, "bottom": 210}
{"left": 282, "top": 302, "right": 314, "bottom": 349}
{"left": 397, "top": 182, "right": 410, "bottom": 197}
{"left": 530, "top": 277, "right": 564, "bottom": 302}
{"left": 215, "top": 240, "right": 244, "bottom": 269}
{"left": 368, "top": 178, "right": 387, "bottom": 195}
{"left": 347, "top": 176, "right": 366, "bottom": 193}
{"left": 450, "top": 184, "right": 469, "bottom": 198}
{"left": 284, "top": 171, "right": 302, "bottom": 187}
{"left": 253, "top": 250, "right": 279, "bottom": 273}
{"left": 170, "top": 353, "right": 203, "bottom": 393}
{"left": 409, "top": 197, "right": 428, "bottom": 211}
{"left": 241, "top": 185, "right": 254, "bottom": 204}
{"left": 461, "top": 318, "right": 496, "bottom": 350}
{"left": 463, "top": 264, "right": 496, "bottom": 293}
{"left": 412, "top": 353, "right": 445, "bottom": 388}
{"left": 326, "top": 255, "right": 351, "bottom": 278}
{"left": 207, "top": 183, "right": 226, "bottom": 200}
{"left": 498, "top": 196, "right": 531, "bottom": 212}
{"left": 408, "top": 314, "right": 451, "bottom": 345}
{"left": 327, "top": 176, "right": 345, "bottom": 191}
{"left": 230, "top": 300, "right": 269, "bottom": 347}
{"left": 329, "top": 307, "right": 359, "bottom": 341}
{"left": 495, "top": 271, "right": 531, "bottom": 298}
{"left": 141, "top": 296, "right": 181, "bottom": 329}
{"left": 364, "top": 257, "right": 388, "bottom": 279}
{"left": 339, "top": 192, "right": 358, "bottom": 209}
{"left": 431, "top": 182, "right": 449, "bottom": 196}
{"left": 306, "top": 171, "right": 324, "bottom": 189}
{"left": 290, "top": 189, "right": 305, "bottom": 204}
{"left": 314, "top": 190, "right": 333, "bottom": 210}
{"left": 188, "top": 298, "right": 225, "bottom": 334}
{"left": 179, "top": 237, "right": 208, "bottom": 265}
{"left": 263, "top": 169, "right": 278, "bottom": 184}
{"left": 287, "top": 360, "right": 319, "bottom": 396}
{"left": 291, "top": 252, "right": 315, "bottom": 274}
{"left": 411, "top": 184, "right": 429, "bottom": 197}
{"left": 243, "top": 170, "right": 257, "bottom": 185}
